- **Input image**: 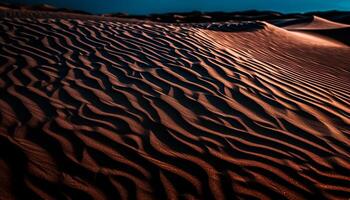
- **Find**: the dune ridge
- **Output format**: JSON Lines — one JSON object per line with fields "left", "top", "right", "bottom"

{"left": 284, "top": 16, "right": 350, "bottom": 46}
{"left": 285, "top": 16, "right": 350, "bottom": 30}
{"left": 0, "top": 10, "right": 350, "bottom": 200}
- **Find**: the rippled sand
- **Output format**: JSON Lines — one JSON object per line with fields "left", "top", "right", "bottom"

{"left": 0, "top": 9, "right": 350, "bottom": 200}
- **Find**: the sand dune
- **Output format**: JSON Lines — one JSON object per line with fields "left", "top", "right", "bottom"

{"left": 284, "top": 16, "right": 350, "bottom": 46}
{"left": 0, "top": 9, "right": 350, "bottom": 200}
{"left": 285, "top": 16, "right": 350, "bottom": 30}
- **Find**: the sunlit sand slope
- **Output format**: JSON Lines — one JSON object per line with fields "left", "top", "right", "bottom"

{"left": 0, "top": 11, "right": 350, "bottom": 200}
{"left": 284, "top": 16, "right": 350, "bottom": 46}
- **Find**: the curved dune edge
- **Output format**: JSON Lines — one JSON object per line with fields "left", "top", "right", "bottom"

{"left": 284, "top": 16, "right": 350, "bottom": 47}
{"left": 285, "top": 16, "right": 350, "bottom": 30}
{"left": 0, "top": 11, "right": 350, "bottom": 200}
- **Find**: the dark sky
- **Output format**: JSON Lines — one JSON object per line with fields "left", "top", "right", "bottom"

{"left": 3, "top": 0, "right": 350, "bottom": 14}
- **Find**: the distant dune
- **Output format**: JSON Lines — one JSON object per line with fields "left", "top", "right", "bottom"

{"left": 0, "top": 7, "right": 350, "bottom": 200}
{"left": 284, "top": 16, "right": 350, "bottom": 46}
{"left": 0, "top": 3, "right": 91, "bottom": 14}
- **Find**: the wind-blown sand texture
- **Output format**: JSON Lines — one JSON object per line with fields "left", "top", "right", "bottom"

{"left": 0, "top": 9, "right": 350, "bottom": 200}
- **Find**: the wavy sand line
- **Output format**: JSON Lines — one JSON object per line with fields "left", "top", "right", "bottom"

{"left": 0, "top": 12, "right": 350, "bottom": 199}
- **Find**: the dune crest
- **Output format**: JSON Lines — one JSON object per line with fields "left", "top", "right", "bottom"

{"left": 284, "top": 16, "right": 350, "bottom": 46}
{"left": 0, "top": 9, "right": 350, "bottom": 200}
{"left": 285, "top": 16, "right": 350, "bottom": 30}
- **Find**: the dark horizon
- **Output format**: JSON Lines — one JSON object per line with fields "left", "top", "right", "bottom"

{"left": 2, "top": 0, "right": 350, "bottom": 15}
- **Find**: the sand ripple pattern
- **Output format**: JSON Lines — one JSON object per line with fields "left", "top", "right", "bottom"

{"left": 0, "top": 16, "right": 350, "bottom": 200}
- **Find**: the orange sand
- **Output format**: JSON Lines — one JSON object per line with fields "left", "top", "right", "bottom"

{"left": 0, "top": 9, "right": 350, "bottom": 200}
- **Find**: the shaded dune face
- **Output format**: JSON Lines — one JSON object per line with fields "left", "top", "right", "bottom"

{"left": 0, "top": 12, "right": 350, "bottom": 200}
{"left": 284, "top": 16, "right": 350, "bottom": 46}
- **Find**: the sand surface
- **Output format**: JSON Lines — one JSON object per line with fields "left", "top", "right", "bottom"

{"left": 0, "top": 9, "right": 350, "bottom": 200}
